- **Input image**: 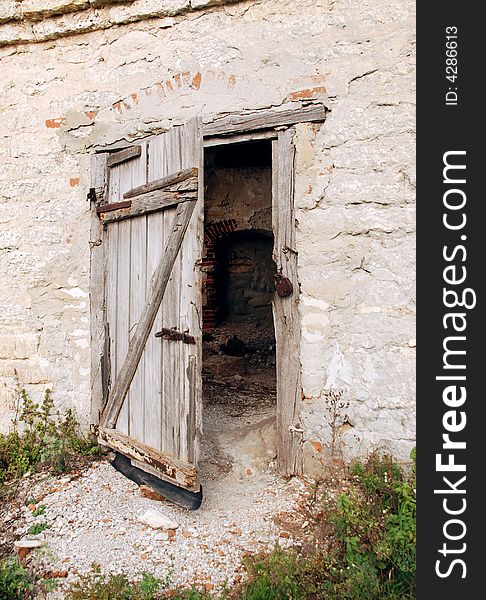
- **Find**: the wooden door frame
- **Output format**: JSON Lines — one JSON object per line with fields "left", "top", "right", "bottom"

{"left": 89, "top": 102, "right": 327, "bottom": 478}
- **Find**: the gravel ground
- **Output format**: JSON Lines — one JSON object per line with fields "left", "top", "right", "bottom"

{"left": 9, "top": 460, "right": 302, "bottom": 596}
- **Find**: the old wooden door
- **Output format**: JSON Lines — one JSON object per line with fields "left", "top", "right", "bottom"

{"left": 96, "top": 118, "right": 203, "bottom": 493}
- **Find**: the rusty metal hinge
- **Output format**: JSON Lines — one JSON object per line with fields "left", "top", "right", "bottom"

{"left": 88, "top": 188, "right": 97, "bottom": 203}
{"left": 274, "top": 273, "right": 293, "bottom": 297}
{"left": 155, "top": 328, "right": 196, "bottom": 345}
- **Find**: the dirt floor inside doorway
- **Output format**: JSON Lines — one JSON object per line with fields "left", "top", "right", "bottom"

{"left": 200, "top": 320, "right": 277, "bottom": 483}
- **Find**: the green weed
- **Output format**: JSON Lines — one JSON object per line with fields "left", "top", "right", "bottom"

{"left": 0, "top": 556, "right": 33, "bottom": 600}
{"left": 28, "top": 522, "right": 49, "bottom": 535}
{"left": 234, "top": 450, "right": 416, "bottom": 600}
{"left": 67, "top": 571, "right": 176, "bottom": 600}
{"left": 0, "top": 388, "right": 99, "bottom": 488}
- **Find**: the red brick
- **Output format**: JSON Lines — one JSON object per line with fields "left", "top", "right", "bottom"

{"left": 192, "top": 71, "right": 202, "bottom": 89}
{"left": 45, "top": 118, "right": 65, "bottom": 128}
{"left": 288, "top": 86, "right": 327, "bottom": 101}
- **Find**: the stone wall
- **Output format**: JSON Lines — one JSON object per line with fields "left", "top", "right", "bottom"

{"left": 202, "top": 144, "right": 272, "bottom": 328}
{"left": 0, "top": 0, "right": 415, "bottom": 468}
{"left": 210, "top": 231, "right": 275, "bottom": 325}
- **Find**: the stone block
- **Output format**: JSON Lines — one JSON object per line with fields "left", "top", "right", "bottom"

{"left": 21, "top": 1, "right": 90, "bottom": 22}
{"left": 0, "top": 334, "right": 39, "bottom": 360}
{"left": 0, "top": 2, "right": 19, "bottom": 24}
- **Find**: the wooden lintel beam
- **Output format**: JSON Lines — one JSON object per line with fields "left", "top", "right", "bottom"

{"left": 203, "top": 103, "right": 328, "bottom": 137}
{"left": 92, "top": 105, "right": 328, "bottom": 154}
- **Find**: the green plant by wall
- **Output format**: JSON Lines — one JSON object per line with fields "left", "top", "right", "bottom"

{"left": 0, "top": 388, "right": 99, "bottom": 487}
{"left": 0, "top": 557, "right": 33, "bottom": 600}
{"left": 234, "top": 450, "right": 416, "bottom": 600}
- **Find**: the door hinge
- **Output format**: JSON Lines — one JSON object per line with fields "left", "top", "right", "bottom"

{"left": 289, "top": 425, "right": 304, "bottom": 434}
{"left": 96, "top": 200, "right": 132, "bottom": 215}
{"left": 274, "top": 274, "right": 293, "bottom": 297}
{"left": 88, "top": 188, "right": 97, "bottom": 203}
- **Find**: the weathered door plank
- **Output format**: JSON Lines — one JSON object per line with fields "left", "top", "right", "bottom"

{"left": 101, "top": 189, "right": 196, "bottom": 224}
{"left": 143, "top": 133, "right": 167, "bottom": 451}
{"left": 143, "top": 208, "right": 165, "bottom": 449}
{"left": 180, "top": 117, "right": 204, "bottom": 464}
{"left": 105, "top": 222, "right": 118, "bottom": 409}
{"left": 115, "top": 219, "right": 131, "bottom": 434}
{"left": 106, "top": 145, "right": 142, "bottom": 168}
{"left": 128, "top": 213, "right": 147, "bottom": 441}
{"left": 162, "top": 125, "right": 184, "bottom": 458}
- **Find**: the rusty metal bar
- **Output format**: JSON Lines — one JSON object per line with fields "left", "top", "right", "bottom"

{"left": 155, "top": 328, "right": 196, "bottom": 345}
{"left": 96, "top": 200, "right": 132, "bottom": 215}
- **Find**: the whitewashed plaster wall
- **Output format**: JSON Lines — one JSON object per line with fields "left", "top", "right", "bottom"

{"left": 0, "top": 0, "right": 415, "bottom": 469}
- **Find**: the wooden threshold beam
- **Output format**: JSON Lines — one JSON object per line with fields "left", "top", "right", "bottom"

{"left": 98, "top": 427, "right": 199, "bottom": 492}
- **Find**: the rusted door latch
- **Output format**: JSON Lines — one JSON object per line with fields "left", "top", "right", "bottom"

{"left": 274, "top": 274, "right": 293, "bottom": 297}
{"left": 155, "top": 328, "right": 196, "bottom": 345}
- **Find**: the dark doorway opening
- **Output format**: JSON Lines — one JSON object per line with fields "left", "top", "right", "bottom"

{"left": 200, "top": 139, "right": 277, "bottom": 481}
{"left": 213, "top": 229, "right": 275, "bottom": 325}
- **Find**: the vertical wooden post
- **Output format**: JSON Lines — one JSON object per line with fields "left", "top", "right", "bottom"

{"left": 272, "top": 128, "right": 304, "bottom": 477}
{"left": 90, "top": 153, "right": 108, "bottom": 426}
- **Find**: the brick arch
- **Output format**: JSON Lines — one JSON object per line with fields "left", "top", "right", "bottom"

{"left": 202, "top": 223, "right": 275, "bottom": 330}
